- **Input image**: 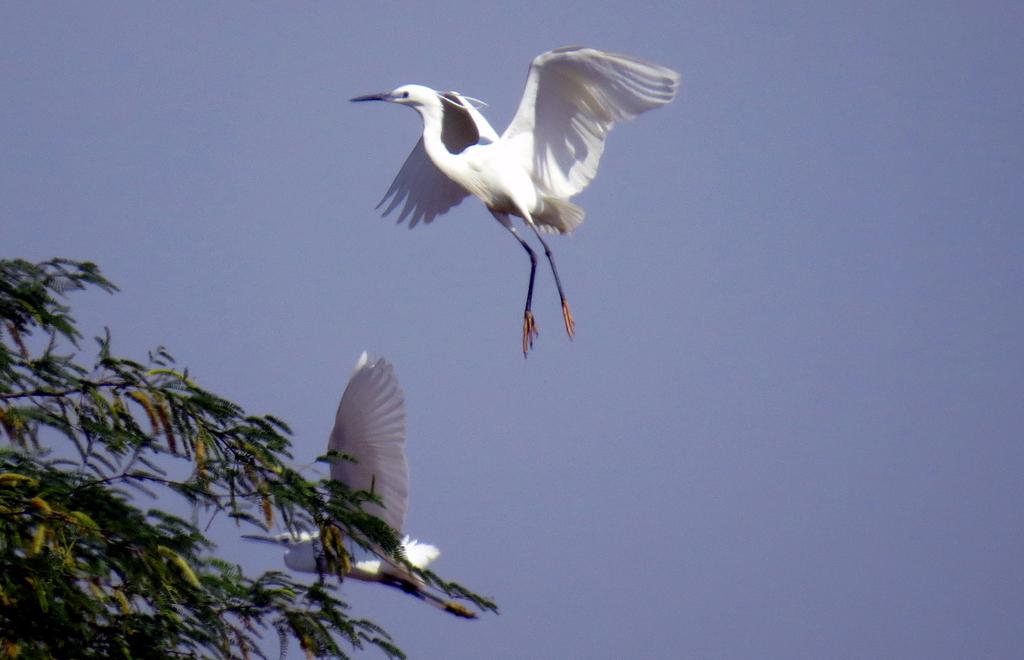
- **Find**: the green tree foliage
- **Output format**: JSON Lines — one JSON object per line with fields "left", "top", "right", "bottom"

{"left": 0, "top": 258, "right": 495, "bottom": 659}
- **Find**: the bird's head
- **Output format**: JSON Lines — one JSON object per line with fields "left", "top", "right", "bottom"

{"left": 241, "top": 531, "right": 321, "bottom": 573}
{"left": 350, "top": 84, "right": 439, "bottom": 109}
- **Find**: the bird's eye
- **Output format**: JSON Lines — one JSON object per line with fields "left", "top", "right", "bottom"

{"left": 400, "top": 91, "right": 410, "bottom": 99}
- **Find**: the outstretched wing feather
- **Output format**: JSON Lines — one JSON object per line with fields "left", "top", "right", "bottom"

{"left": 328, "top": 352, "right": 408, "bottom": 533}
{"left": 376, "top": 138, "right": 470, "bottom": 228}
{"left": 502, "top": 46, "right": 680, "bottom": 199}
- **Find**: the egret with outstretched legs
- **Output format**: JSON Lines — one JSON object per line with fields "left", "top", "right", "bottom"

{"left": 243, "top": 352, "right": 476, "bottom": 618}
{"left": 352, "top": 46, "right": 680, "bottom": 356}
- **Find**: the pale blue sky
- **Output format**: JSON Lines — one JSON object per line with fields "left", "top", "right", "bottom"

{"left": 3, "top": 2, "right": 1023, "bottom": 658}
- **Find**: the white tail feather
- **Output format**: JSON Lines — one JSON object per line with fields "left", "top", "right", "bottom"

{"left": 401, "top": 536, "right": 440, "bottom": 568}
{"left": 534, "top": 197, "right": 586, "bottom": 235}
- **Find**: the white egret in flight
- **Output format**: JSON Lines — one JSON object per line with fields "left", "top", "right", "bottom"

{"left": 351, "top": 46, "right": 681, "bottom": 356}
{"left": 244, "top": 352, "right": 476, "bottom": 618}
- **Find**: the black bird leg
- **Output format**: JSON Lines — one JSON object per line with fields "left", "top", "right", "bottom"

{"left": 529, "top": 224, "right": 575, "bottom": 340}
{"left": 508, "top": 226, "right": 540, "bottom": 357}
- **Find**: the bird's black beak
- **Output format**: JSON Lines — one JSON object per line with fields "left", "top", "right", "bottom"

{"left": 350, "top": 92, "right": 389, "bottom": 103}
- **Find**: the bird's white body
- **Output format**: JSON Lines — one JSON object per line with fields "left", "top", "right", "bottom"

{"left": 274, "top": 530, "right": 439, "bottom": 583}
{"left": 402, "top": 90, "right": 520, "bottom": 212}
{"left": 352, "top": 47, "right": 681, "bottom": 354}
{"left": 450, "top": 143, "right": 540, "bottom": 219}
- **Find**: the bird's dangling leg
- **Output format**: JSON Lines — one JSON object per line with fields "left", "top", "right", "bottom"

{"left": 516, "top": 231, "right": 540, "bottom": 357}
{"left": 377, "top": 573, "right": 478, "bottom": 619}
{"left": 493, "top": 212, "right": 539, "bottom": 357}
{"left": 529, "top": 223, "right": 575, "bottom": 340}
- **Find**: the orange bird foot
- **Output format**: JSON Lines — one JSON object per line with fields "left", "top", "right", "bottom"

{"left": 522, "top": 311, "right": 539, "bottom": 357}
{"left": 561, "top": 299, "right": 576, "bottom": 340}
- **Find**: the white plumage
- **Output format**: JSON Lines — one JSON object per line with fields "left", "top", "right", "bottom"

{"left": 375, "top": 94, "right": 500, "bottom": 229}
{"left": 351, "top": 536, "right": 441, "bottom": 577}
{"left": 243, "top": 352, "right": 475, "bottom": 617}
{"left": 329, "top": 351, "right": 408, "bottom": 534}
{"left": 352, "top": 46, "right": 681, "bottom": 356}
{"left": 503, "top": 46, "right": 680, "bottom": 201}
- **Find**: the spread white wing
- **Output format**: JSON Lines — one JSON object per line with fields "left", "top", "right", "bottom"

{"left": 329, "top": 352, "right": 408, "bottom": 533}
{"left": 376, "top": 137, "right": 470, "bottom": 228}
{"left": 501, "top": 46, "right": 681, "bottom": 199}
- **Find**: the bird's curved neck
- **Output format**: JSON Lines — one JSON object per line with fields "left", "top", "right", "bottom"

{"left": 415, "top": 102, "right": 470, "bottom": 181}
